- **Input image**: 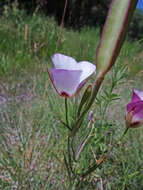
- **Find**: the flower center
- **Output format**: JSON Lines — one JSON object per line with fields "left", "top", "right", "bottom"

{"left": 60, "top": 92, "right": 69, "bottom": 98}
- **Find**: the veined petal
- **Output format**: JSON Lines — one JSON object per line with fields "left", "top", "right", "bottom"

{"left": 77, "top": 61, "right": 96, "bottom": 83}
{"left": 49, "top": 69, "right": 82, "bottom": 97}
{"left": 126, "top": 101, "right": 143, "bottom": 125}
{"left": 132, "top": 89, "right": 143, "bottom": 101}
{"left": 132, "top": 102, "right": 143, "bottom": 122}
{"left": 51, "top": 53, "right": 77, "bottom": 70}
{"left": 127, "top": 101, "right": 143, "bottom": 114}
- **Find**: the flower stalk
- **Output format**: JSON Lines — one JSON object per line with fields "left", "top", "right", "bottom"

{"left": 65, "top": 98, "right": 69, "bottom": 126}
{"left": 48, "top": 0, "right": 138, "bottom": 188}
{"left": 71, "top": 0, "right": 138, "bottom": 136}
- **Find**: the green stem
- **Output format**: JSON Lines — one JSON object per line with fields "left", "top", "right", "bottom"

{"left": 72, "top": 75, "right": 104, "bottom": 136}
{"left": 115, "top": 127, "right": 129, "bottom": 144}
{"left": 103, "top": 127, "right": 129, "bottom": 160}
{"left": 65, "top": 98, "right": 69, "bottom": 126}
{"left": 80, "top": 127, "right": 129, "bottom": 179}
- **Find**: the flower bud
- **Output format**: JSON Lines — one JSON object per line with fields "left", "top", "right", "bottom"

{"left": 88, "top": 111, "right": 94, "bottom": 122}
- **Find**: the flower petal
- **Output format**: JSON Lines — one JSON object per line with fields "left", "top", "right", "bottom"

{"left": 51, "top": 53, "right": 77, "bottom": 70}
{"left": 126, "top": 89, "right": 143, "bottom": 128}
{"left": 130, "top": 89, "right": 143, "bottom": 104}
{"left": 50, "top": 53, "right": 96, "bottom": 98}
{"left": 126, "top": 101, "right": 143, "bottom": 125}
{"left": 51, "top": 54, "right": 96, "bottom": 80}
{"left": 127, "top": 101, "right": 143, "bottom": 113}
{"left": 132, "top": 89, "right": 143, "bottom": 101}
{"left": 132, "top": 101, "right": 143, "bottom": 123}
{"left": 49, "top": 69, "right": 82, "bottom": 97}
{"left": 77, "top": 61, "right": 96, "bottom": 83}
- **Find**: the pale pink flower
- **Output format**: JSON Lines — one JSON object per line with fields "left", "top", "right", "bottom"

{"left": 48, "top": 53, "right": 96, "bottom": 98}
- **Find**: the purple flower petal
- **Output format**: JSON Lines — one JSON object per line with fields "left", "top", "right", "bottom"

{"left": 51, "top": 54, "right": 96, "bottom": 81}
{"left": 130, "top": 90, "right": 141, "bottom": 103}
{"left": 132, "top": 89, "right": 143, "bottom": 101}
{"left": 49, "top": 69, "right": 82, "bottom": 97}
{"left": 126, "top": 100, "right": 143, "bottom": 127}
{"left": 127, "top": 89, "right": 143, "bottom": 113}
{"left": 127, "top": 101, "right": 139, "bottom": 113}
{"left": 131, "top": 101, "right": 143, "bottom": 123}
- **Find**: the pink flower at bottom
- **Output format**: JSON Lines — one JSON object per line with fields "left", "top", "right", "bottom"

{"left": 48, "top": 53, "right": 96, "bottom": 98}
{"left": 126, "top": 89, "right": 143, "bottom": 128}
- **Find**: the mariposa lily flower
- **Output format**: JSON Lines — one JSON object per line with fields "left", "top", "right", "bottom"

{"left": 126, "top": 89, "right": 143, "bottom": 128}
{"left": 48, "top": 53, "right": 96, "bottom": 98}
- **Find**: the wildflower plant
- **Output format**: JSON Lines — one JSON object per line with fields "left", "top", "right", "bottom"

{"left": 48, "top": 0, "right": 139, "bottom": 189}
{"left": 0, "top": 1, "right": 142, "bottom": 189}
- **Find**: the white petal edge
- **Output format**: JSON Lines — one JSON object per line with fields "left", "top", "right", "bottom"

{"left": 51, "top": 53, "right": 78, "bottom": 70}
{"left": 77, "top": 61, "right": 96, "bottom": 83}
{"left": 133, "top": 89, "right": 143, "bottom": 101}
